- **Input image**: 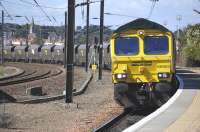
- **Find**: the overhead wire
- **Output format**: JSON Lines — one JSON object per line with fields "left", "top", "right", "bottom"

{"left": 104, "top": 12, "right": 138, "bottom": 18}
{"left": 0, "top": 0, "right": 64, "bottom": 40}
{"left": 81, "top": 0, "right": 85, "bottom": 21}
{"left": 1, "top": 0, "right": 100, "bottom": 29}
{"left": 31, "top": 0, "right": 63, "bottom": 28}
{"left": 0, "top": 0, "right": 65, "bottom": 10}
{"left": 0, "top": 1, "right": 13, "bottom": 20}
{"left": 18, "top": 0, "right": 66, "bottom": 10}
{"left": 0, "top": 0, "right": 32, "bottom": 8}
{"left": 52, "top": 16, "right": 57, "bottom": 23}
{"left": 0, "top": 0, "right": 62, "bottom": 26}
{"left": 147, "top": 0, "right": 157, "bottom": 19}
{"left": 193, "top": 9, "right": 200, "bottom": 14}
{"left": 32, "top": 0, "right": 52, "bottom": 22}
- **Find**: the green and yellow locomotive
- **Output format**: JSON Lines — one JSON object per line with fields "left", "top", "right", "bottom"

{"left": 110, "top": 18, "right": 176, "bottom": 108}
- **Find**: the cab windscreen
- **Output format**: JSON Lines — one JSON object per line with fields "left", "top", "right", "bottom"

{"left": 144, "top": 36, "right": 169, "bottom": 55}
{"left": 115, "top": 37, "right": 139, "bottom": 55}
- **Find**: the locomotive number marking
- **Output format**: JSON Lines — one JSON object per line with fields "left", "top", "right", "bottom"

{"left": 131, "top": 61, "right": 152, "bottom": 66}
{"left": 157, "top": 65, "right": 170, "bottom": 68}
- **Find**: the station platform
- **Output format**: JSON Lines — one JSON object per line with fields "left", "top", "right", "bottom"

{"left": 124, "top": 67, "right": 200, "bottom": 132}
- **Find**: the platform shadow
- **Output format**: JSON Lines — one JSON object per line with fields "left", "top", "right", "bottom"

{"left": 177, "top": 68, "right": 200, "bottom": 90}
{"left": 176, "top": 69, "right": 195, "bottom": 74}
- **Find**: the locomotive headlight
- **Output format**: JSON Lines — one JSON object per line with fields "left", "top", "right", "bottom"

{"left": 139, "top": 31, "right": 144, "bottom": 35}
{"left": 122, "top": 74, "right": 127, "bottom": 78}
{"left": 158, "top": 73, "right": 163, "bottom": 78}
{"left": 137, "top": 30, "right": 145, "bottom": 36}
{"left": 163, "top": 73, "right": 168, "bottom": 78}
{"left": 158, "top": 73, "right": 170, "bottom": 79}
{"left": 117, "top": 74, "right": 122, "bottom": 79}
{"left": 115, "top": 73, "right": 127, "bottom": 79}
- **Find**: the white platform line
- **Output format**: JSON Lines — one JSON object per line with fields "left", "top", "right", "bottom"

{"left": 123, "top": 75, "right": 184, "bottom": 132}
{"left": 177, "top": 73, "right": 199, "bottom": 75}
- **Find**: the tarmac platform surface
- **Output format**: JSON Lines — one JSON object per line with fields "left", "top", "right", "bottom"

{"left": 124, "top": 67, "right": 200, "bottom": 132}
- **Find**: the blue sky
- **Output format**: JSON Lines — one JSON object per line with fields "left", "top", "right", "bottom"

{"left": 1, "top": 0, "right": 200, "bottom": 31}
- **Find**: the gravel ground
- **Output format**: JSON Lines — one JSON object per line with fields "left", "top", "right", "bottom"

{"left": 0, "top": 69, "right": 123, "bottom": 132}
{"left": 4, "top": 67, "right": 17, "bottom": 75}
{"left": 0, "top": 66, "right": 17, "bottom": 77}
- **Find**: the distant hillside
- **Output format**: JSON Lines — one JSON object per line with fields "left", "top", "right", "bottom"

{"left": 0, "top": 23, "right": 113, "bottom": 45}
{"left": 75, "top": 25, "right": 113, "bottom": 45}
{"left": 1, "top": 23, "right": 65, "bottom": 40}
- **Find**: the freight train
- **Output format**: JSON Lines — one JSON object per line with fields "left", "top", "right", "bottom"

{"left": 3, "top": 42, "right": 110, "bottom": 67}
{"left": 2, "top": 18, "right": 176, "bottom": 108}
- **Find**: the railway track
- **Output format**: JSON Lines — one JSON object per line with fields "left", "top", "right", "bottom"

{"left": 93, "top": 78, "right": 179, "bottom": 132}
{"left": 0, "top": 63, "right": 63, "bottom": 86}
{"left": 93, "top": 107, "right": 156, "bottom": 132}
{"left": 0, "top": 62, "right": 91, "bottom": 102}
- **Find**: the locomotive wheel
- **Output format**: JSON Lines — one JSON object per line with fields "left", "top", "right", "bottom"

{"left": 114, "top": 83, "right": 134, "bottom": 108}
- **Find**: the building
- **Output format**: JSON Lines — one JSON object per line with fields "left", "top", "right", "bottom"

{"left": 47, "top": 32, "right": 58, "bottom": 44}
{"left": 28, "top": 17, "right": 36, "bottom": 44}
{"left": 4, "top": 32, "right": 12, "bottom": 46}
{"left": 12, "top": 38, "right": 27, "bottom": 46}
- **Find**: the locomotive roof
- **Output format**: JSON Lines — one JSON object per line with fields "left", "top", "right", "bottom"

{"left": 114, "top": 18, "right": 170, "bottom": 33}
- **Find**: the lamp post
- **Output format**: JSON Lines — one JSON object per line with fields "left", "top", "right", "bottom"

{"left": 176, "top": 15, "right": 182, "bottom": 40}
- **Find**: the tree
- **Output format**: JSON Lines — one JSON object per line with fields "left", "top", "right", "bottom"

{"left": 182, "top": 24, "right": 200, "bottom": 63}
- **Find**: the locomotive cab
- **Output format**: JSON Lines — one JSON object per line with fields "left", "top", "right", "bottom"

{"left": 110, "top": 18, "right": 176, "bottom": 108}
